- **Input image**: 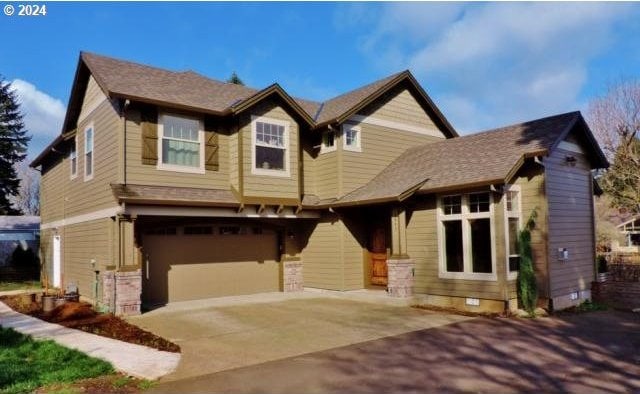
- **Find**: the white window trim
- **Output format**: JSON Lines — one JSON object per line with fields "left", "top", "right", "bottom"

{"left": 70, "top": 135, "right": 78, "bottom": 180}
{"left": 157, "top": 112, "right": 206, "bottom": 175}
{"left": 320, "top": 130, "right": 337, "bottom": 154}
{"left": 250, "top": 115, "right": 291, "bottom": 178}
{"left": 342, "top": 123, "right": 362, "bottom": 152}
{"left": 504, "top": 184, "right": 522, "bottom": 281}
{"left": 83, "top": 123, "right": 94, "bottom": 182}
{"left": 437, "top": 192, "right": 497, "bottom": 281}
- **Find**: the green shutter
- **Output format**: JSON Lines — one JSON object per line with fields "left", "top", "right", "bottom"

{"left": 140, "top": 106, "right": 158, "bottom": 165}
{"left": 204, "top": 117, "right": 219, "bottom": 171}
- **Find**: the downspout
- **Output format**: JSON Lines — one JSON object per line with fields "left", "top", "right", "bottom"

{"left": 121, "top": 99, "right": 130, "bottom": 185}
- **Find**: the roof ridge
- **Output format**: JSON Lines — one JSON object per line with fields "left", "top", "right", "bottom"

{"left": 322, "top": 70, "right": 406, "bottom": 104}
{"left": 466, "top": 111, "right": 581, "bottom": 137}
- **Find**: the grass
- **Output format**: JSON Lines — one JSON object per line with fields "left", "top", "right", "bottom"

{"left": 0, "top": 281, "right": 41, "bottom": 292}
{"left": 0, "top": 326, "right": 114, "bottom": 394}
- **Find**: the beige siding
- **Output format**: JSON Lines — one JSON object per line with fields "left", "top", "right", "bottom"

{"left": 239, "top": 100, "right": 300, "bottom": 200}
{"left": 545, "top": 148, "right": 595, "bottom": 298}
{"left": 125, "top": 107, "right": 230, "bottom": 189}
{"left": 406, "top": 196, "right": 504, "bottom": 300}
{"left": 78, "top": 76, "right": 107, "bottom": 123}
{"left": 359, "top": 86, "right": 444, "bottom": 131}
{"left": 229, "top": 131, "right": 239, "bottom": 192}
{"left": 314, "top": 150, "right": 338, "bottom": 200}
{"left": 301, "top": 218, "right": 343, "bottom": 290}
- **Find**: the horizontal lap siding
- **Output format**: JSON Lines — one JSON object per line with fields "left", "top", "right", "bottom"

{"left": 301, "top": 218, "right": 343, "bottom": 290}
{"left": 241, "top": 100, "right": 299, "bottom": 199}
{"left": 41, "top": 95, "right": 120, "bottom": 223}
{"left": 407, "top": 197, "right": 503, "bottom": 300}
{"left": 342, "top": 218, "right": 365, "bottom": 290}
{"left": 314, "top": 152, "right": 338, "bottom": 200}
{"left": 545, "top": 148, "right": 595, "bottom": 297}
{"left": 62, "top": 219, "right": 113, "bottom": 298}
{"left": 78, "top": 76, "right": 107, "bottom": 122}
{"left": 508, "top": 166, "right": 549, "bottom": 298}
{"left": 229, "top": 132, "right": 239, "bottom": 191}
{"left": 341, "top": 126, "right": 441, "bottom": 195}
{"left": 125, "top": 107, "right": 229, "bottom": 189}
{"left": 359, "top": 86, "right": 443, "bottom": 130}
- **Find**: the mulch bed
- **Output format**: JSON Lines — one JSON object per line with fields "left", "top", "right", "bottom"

{"left": 0, "top": 294, "right": 180, "bottom": 353}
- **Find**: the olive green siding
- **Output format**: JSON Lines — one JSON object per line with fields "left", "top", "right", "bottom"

{"left": 78, "top": 76, "right": 107, "bottom": 122}
{"left": 124, "top": 107, "right": 230, "bottom": 189}
{"left": 238, "top": 99, "right": 300, "bottom": 200}
{"left": 406, "top": 195, "right": 504, "bottom": 300}
{"left": 511, "top": 165, "right": 549, "bottom": 298}
{"left": 545, "top": 147, "right": 595, "bottom": 298}
{"left": 313, "top": 150, "right": 339, "bottom": 200}
{"left": 40, "top": 219, "right": 113, "bottom": 298}
{"left": 358, "top": 85, "right": 443, "bottom": 130}
{"left": 341, "top": 124, "right": 442, "bottom": 196}
{"left": 301, "top": 217, "right": 343, "bottom": 290}
{"left": 40, "top": 98, "right": 120, "bottom": 224}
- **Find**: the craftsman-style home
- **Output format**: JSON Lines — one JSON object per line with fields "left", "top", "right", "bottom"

{"left": 32, "top": 52, "right": 608, "bottom": 314}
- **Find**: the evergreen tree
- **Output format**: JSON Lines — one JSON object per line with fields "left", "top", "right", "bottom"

{"left": 227, "top": 72, "right": 244, "bottom": 86}
{"left": 517, "top": 209, "right": 538, "bottom": 316}
{"left": 0, "top": 76, "right": 30, "bottom": 215}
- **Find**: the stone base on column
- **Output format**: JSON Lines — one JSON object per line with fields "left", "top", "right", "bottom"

{"left": 283, "top": 259, "right": 303, "bottom": 292}
{"left": 387, "top": 258, "right": 414, "bottom": 298}
{"left": 101, "top": 269, "right": 141, "bottom": 316}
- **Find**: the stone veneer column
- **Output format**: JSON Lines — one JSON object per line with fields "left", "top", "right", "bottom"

{"left": 101, "top": 271, "right": 115, "bottom": 311}
{"left": 282, "top": 259, "right": 303, "bottom": 292}
{"left": 114, "top": 270, "right": 142, "bottom": 315}
{"left": 386, "top": 258, "right": 415, "bottom": 298}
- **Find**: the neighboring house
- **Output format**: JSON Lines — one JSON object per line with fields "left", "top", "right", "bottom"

{"left": 0, "top": 216, "right": 40, "bottom": 267}
{"left": 612, "top": 216, "right": 640, "bottom": 254}
{"left": 31, "top": 52, "right": 608, "bottom": 315}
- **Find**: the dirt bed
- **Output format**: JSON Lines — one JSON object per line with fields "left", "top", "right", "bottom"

{"left": 0, "top": 294, "right": 180, "bottom": 353}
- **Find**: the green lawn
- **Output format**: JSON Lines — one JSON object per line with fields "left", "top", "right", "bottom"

{"left": 0, "top": 281, "right": 42, "bottom": 292}
{"left": 0, "top": 326, "right": 114, "bottom": 394}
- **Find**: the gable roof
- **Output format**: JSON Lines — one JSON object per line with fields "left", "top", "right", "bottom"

{"left": 334, "top": 111, "right": 609, "bottom": 207}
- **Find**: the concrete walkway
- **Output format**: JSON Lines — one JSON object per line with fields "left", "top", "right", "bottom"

{"left": 0, "top": 302, "right": 180, "bottom": 380}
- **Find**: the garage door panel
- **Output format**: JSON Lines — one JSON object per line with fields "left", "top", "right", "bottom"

{"left": 142, "top": 230, "right": 281, "bottom": 304}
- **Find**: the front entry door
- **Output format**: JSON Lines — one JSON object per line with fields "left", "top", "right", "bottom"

{"left": 370, "top": 225, "right": 388, "bottom": 286}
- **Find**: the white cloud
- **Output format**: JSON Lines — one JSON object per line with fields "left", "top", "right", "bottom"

{"left": 351, "top": 2, "right": 635, "bottom": 133}
{"left": 10, "top": 79, "right": 65, "bottom": 138}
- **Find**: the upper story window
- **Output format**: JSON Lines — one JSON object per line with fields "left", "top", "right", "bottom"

{"left": 438, "top": 192, "right": 496, "bottom": 281}
{"left": 251, "top": 116, "right": 290, "bottom": 177}
{"left": 504, "top": 186, "right": 522, "bottom": 279}
{"left": 321, "top": 130, "right": 336, "bottom": 153}
{"left": 158, "top": 113, "right": 205, "bottom": 174}
{"left": 84, "top": 124, "right": 94, "bottom": 181}
{"left": 69, "top": 136, "right": 77, "bottom": 179}
{"left": 343, "top": 124, "right": 361, "bottom": 152}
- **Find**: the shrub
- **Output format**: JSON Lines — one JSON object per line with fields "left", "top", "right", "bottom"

{"left": 517, "top": 209, "right": 538, "bottom": 316}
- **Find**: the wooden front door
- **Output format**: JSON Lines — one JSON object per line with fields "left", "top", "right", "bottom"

{"left": 370, "top": 225, "right": 388, "bottom": 286}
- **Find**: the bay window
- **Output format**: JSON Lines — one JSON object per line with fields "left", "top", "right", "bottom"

{"left": 504, "top": 186, "right": 522, "bottom": 279}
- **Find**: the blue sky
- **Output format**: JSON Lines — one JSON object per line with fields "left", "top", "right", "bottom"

{"left": 2, "top": 2, "right": 640, "bottom": 159}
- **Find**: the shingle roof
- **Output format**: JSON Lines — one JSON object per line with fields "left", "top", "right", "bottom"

{"left": 336, "top": 112, "right": 583, "bottom": 206}
{"left": 111, "top": 184, "right": 238, "bottom": 206}
{"left": 315, "top": 72, "right": 404, "bottom": 124}
{"left": 83, "top": 52, "right": 261, "bottom": 115}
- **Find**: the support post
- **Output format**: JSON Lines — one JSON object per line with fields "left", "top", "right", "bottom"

{"left": 388, "top": 207, "right": 414, "bottom": 297}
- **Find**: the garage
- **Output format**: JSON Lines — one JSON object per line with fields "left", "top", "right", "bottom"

{"left": 141, "top": 221, "right": 281, "bottom": 305}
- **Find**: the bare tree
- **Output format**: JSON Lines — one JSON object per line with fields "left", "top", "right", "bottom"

{"left": 11, "top": 160, "right": 40, "bottom": 215}
{"left": 587, "top": 79, "right": 640, "bottom": 213}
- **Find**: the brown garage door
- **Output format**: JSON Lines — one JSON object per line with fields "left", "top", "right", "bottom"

{"left": 141, "top": 224, "right": 280, "bottom": 304}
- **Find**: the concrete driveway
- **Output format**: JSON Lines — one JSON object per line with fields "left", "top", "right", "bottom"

{"left": 128, "top": 292, "right": 469, "bottom": 382}
{"left": 148, "top": 310, "right": 640, "bottom": 394}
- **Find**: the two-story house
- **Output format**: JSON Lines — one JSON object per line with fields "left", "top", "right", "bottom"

{"left": 32, "top": 52, "right": 608, "bottom": 315}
